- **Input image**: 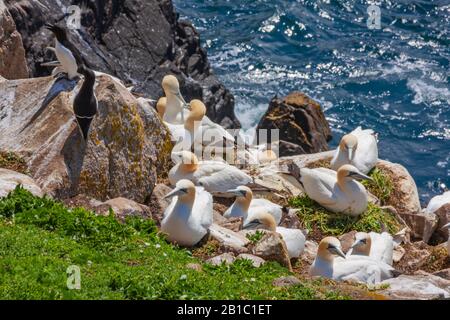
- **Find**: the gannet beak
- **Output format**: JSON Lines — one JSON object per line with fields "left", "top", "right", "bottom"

{"left": 441, "top": 222, "right": 450, "bottom": 230}
{"left": 183, "top": 103, "right": 192, "bottom": 111}
{"left": 163, "top": 187, "right": 184, "bottom": 199}
{"left": 243, "top": 220, "right": 260, "bottom": 230}
{"left": 348, "top": 147, "right": 354, "bottom": 160}
{"left": 172, "top": 91, "right": 189, "bottom": 108}
{"left": 350, "top": 171, "right": 374, "bottom": 182}
{"left": 350, "top": 239, "right": 362, "bottom": 249}
{"left": 226, "top": 189, "right": 245, "bottom": 197}
{"left": 331, "top": 246, "right": 346, "bottom": 259}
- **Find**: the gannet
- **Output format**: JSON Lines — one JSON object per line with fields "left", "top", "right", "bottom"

{"left": 347, "top": 231, "right": 394, "bottom": 266}
{"left": 156, "top": 97, "right": 167, "bottom": 119}
{"left": 169, "top": 151, "right": 253, "bottom": 196}
{"left": 442, "top": 223, "right": 450, "bottom": 256}
{"left": 161, "top": 75, "right": 189, "bottom": 124}
{"left": 299, "top": 165, "right": 373, "bottom": 216}
{"left": 161, "top": 180, "right": 213, "bottom": 247}
{"left": 45, "top": 23, "right": 86, "bottom": 80}
{"left": 331, "top": 127, "right": 378, "bottom": 174}
{"left": 73, "top": 64, "right": 98, "bottom": 140}
{"left": 224, "top": 186, "right": 283, "bottom": 224}
{"left": 243, "top": 212, "right": 306, "bottom": 259}
{"left": 310, "top": 237, "right": 394, "bottom": 285}
{"left": 425, "top": 191, "right": 450, "bottom": 214}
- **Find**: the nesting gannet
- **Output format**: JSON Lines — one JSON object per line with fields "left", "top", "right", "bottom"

{"left": 169, "top": 151, "right": 253, "bottom": 196}
{"left": 299, "top": 165, "right": 373, "bottom": 216}
{"left": 161, "top": 180, "right": 213, "bottom": 247}
{"left": 243, "top": 212, "right": 306, "bottom": 259}
{"left": 161, "top": 75, "right": 189, "bottom": 124}
{"left": 425, "top": 191, "right": 450, "bottom": 214}
{"left": 347, "top": 231, "right": 394, "bottom": 266}
{"left": 331, "top": 127, "right": 378, "bottom": 174}
{"left": 73, "top": 65, "right": 98, "bottom": 140}
{"left": 442, "top": 223, "right": 450, "bottom": 256}
{"left": 45, "top": 23, "right": 86, "bottom": 80}
{"left": 310, "top": 237, "right": 394, "bottom": 284}
{"left": 224, "top": 186, "right": 282, "bottom": 224}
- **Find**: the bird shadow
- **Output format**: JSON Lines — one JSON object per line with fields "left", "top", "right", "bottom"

{"left": 21, "top": 76, "right": 79, "bottom": 133}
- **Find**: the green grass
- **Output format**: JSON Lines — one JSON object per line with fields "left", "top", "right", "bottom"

{"left": 246, "top": 230, "right": 266, "bottom": 245}
{"left": 362, "top": 168, "right": 394, "bottom": 205}
{"left": 289, "top": 195, "right": 401, "bottom": 237}
{"left": 0, "top": 187, "right": 352, "bottom": 300}
{"left": 0, "top": 151, "right": 29, "bottom": 175}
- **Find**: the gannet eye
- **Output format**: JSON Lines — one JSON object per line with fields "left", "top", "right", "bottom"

{"left": 361, "top": 239, "right": 367, "bottom": 244}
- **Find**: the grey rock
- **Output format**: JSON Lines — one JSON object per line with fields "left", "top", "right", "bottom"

{"left": 0, "top": 168, "right": 43, "bottom": 198}
{"left": 236, "top": 254, "right": 265, "bottom": 268}
{"left": 207, "top": 253, "right": 235, "bottom": 266}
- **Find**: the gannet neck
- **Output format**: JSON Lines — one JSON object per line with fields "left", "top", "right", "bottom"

{"left": 235, "top": 188, "right": 253, "bottom": 213}
{"left": 179, "top": 151, "right": 199, "bottom": 173}
{"left": 337, "top": 169, "right": 350, "bottom": 192}
{"left": 245, "top": 212, "right": 276, "bottom": 232}
{"left": 156, "top": 97, "right": 167, "bottom": 118}
{"left": 184, "top": 100, "right": 206, "bottom": 132}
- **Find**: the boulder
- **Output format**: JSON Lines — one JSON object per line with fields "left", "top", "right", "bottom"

{"left": 377, "top": 160, "right": 421, "bottom": 214}
{"left": 236, "top": 254, "right": 265, "bottom": 268}
{"left": 206, "top": 253, "right": 235, "bottom": 266}
{"left": 397, "top": 211, "right": 438, "bottom": 243}
{"left": 95, "top": 197, "right": 152, "bottom": 222}
{"left": 433, "top": 268, "right": 450, "bottom": 281}
{"left": 279, "top": 209, "right": 303, "bottom": 230}
{"left": 380, "top": 272, "right": 450, "bottom": 300}
{"left": 0, "top": 75, "right": 172, "bottom": 202}
{"left": 394, "top": 242, "right": 432, "bottom": 274}
{"left": 433, "top": 204, "right": 450, "bottom": 241}
{"left": 208, "top": 223, "right": 250, "bottom": 254}
{"left": 256, "top": 92, "right": 332, "bottom": 157}
{"left": 5, "top": 0, "right": 239, "bottom": 128}
{"left": 0, "top": 0, "right": 28, "bottom": 79}
{"left": 302, "top": 240, "right": 319, "bottom": 264}
{"left": 0, "top": 168, "right": 43, "bottom": 198}
{"left": 272, "top": 276, "right": 301, "bottom": 288}
{"left": 253, "top": 232, "right": 292, "bottom": 271}
{"left": 150, "top": 184, "right": 174, "bottom": 225}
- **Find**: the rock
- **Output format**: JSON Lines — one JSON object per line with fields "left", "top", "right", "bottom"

{"left": 213, "top": 211, "right": 228, "bottom": 225}
{"left": 339, "top": 231, "right": 358, "bottom": 254}
{"left": 256, "top": 92, "right": 332, "bottom": 157}
{"left": 209, "top": 223, "right": 250, "bottom": 249}
{"left": 252, "top": 162, "right": 305, "bottom": 197}
{"left": 5, "top": 0, "right": 239, "bottom": 128}
{"left": 186, "top": 263, "right": 203, "bottom": 272}
{"left": 95, "top": 197, "right": 152, "bottom": 221}
{"left": 393, "top": 246, "right": 406, "bottom": 263}
{"left": 433, "top": 204, "right": 450, "bottom": 241}
{"left": 272, "top": 276, "right": 301, "bottom": 288}
{"left": 397, "top": 211, "right": 438, "bottom": 243}
{"left": 217, "top": 217, "right": 243, "bottom": 233}
{"left": 0, "top": 168, "right": 43, "bottom": 198}
{"left": 0, "top": 1, "right": 28, "bottom": 79}
{"left": 150, "top": 184, "right": 174, "bottom": 225}
{"left": 279, "top": 209, "right": 302, "bottom": 229}
{"left": 394, "top": 242, "right": 432, "bottom": 274}
{"left": 302, "top": 240, "right": 319, "bottom": 264}
{"left": 206, "top": 253, "right": 235, "bottom": 266}
{"left": 377, "top": 160, "right": 421, "bottom": 214}
{"left": 0, "top": 75, "right": 172, "bottom": 202}
{"left": 433, "top": 268, "right": 450, "bottom": 281}
{"left": 380, "top": 272, "right": 450, "bottom": 300}
{"left": 63, "top": 194, "right": 104, "bottom": 212}
{"left": 253, "top": 232, "right": 292, "bottom": 271}
{"left": 236, "top": 254, "right": 265, "bottom": 268}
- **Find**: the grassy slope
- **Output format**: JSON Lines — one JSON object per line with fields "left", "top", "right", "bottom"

{"left": 0, "top": 187, "right": 350, "bottom": 300}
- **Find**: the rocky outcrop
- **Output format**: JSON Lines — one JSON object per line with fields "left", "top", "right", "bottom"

{"left": 0, "top": 168, "right": 43, "bottom": 198}
{"left": 0, "top": 75, "right": 172, "bottom": 202}
{"left": 0, "top": 0, "right": 28, "bottom": 79}
{"left": 253, "top": 232, "right": 292, "bottom": 271}
{"left": 4, "top": 0, "right": 239, "bottom": 128}
{"left": 257, "top": 92, "right": 332, "bottom": 157}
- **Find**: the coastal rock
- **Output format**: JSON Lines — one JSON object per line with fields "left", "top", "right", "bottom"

{"left": 5, "top": 0, "right": 239, "bottom": 128}
{"left": 377, "top": 160, "right": 421, "bottom": 214}
{"left": 0, "top": 168, "right": 43, "bottom": 198}
{"left": 302, "top": 240, "right": 319, "bottom": 264}
{"left": 206, "top": 253, "right": 235, "bottom": 266}
{"left": 150, "top": 184, "right": 174, "bottom": 225}
{"left": 63, "top": 194, "right": 104, "bottom": 211}
{"left": 253, "top": 232, "right": 292, "bottom": 271}
{"left": 380, "top": 272, "right": 450, "bottom": 300}
{"left": 208, "top": 223, "right": 250, "bottom": 249}
{"left": 397, "top": 211, "right": 438, "bottom": 243}
{"left": 394, "top": 241, "right": 432, "bottom": 274}
{"left": 95, "top": 197, "right": 152, "bottom": 222}
{"left": 0, "top": 75, "right": 172, "bottom": 202}
{"left": 279, "top": 209, "right": 303, "bottom": 230}
{"left": 0, "top": 0, "right": 28, "bottom": 79}
{"left": 257, "top": 92, "right": 332, "bottom": 157}
{"left": 236, "top": 254, "right": 265, "bottom": 268}
{"left": 433, "top": 268, "right": 450, "bottom": 281}
{"left": 433, "top": 204, "right": 450, "bottom": 241}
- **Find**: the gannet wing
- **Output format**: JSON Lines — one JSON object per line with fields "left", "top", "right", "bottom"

{"left": 196, "top": 164, "right": 252, "bottom": 193}
{"left": 194, "top": 187, "right": 214, "bottom": 230}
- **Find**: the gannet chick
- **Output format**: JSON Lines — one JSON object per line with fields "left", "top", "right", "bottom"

{"left": 310, "top": 237, "right": 394, "bottom": 284}
{"left": 331, "top": 127, "right": 378, "bottom": 174}
{"left": 442, "top": 223, "right": 450, "bottom": 256}
{"left": 347, "top": 231, "right": 394, "bottom": 265}
{"left": 224, "top": 186, "right": 282, "bottom": 224}
{"left": 243, "top": 212, "right": 306, "bottom": 259}
{"left": 425, "top": 191, "right": 450, "bottom": 214}
{"left": 161, "top": 180, "right": 213, "bottom": 247}
{"left": 161, "top": 75, "right": 188, "bottom": 124}
{"left": 45, "top": 23, "right": 85, "bottom": 80}
{"left": 299, "top": 165, "right": 373, "bottom": 216}
{"left": 169, "top": 151, "right": 253, "bottom": 197}
{"left": 73, "top": 64, "right": 98, "bottom": 140}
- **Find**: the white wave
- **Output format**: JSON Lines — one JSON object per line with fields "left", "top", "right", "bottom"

{"left": 407, "top": 79, "right": 450, "bottom": 105}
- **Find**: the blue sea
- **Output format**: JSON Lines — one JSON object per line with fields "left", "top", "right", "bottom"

{"left": 173, "top": 0, "right": 450, "bottom": 205}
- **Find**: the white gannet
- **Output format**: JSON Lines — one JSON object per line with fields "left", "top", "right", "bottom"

{"left": 331, "top": 127, "right": 378, "bottom": 174}
{"left": 156, "top": 97, "right": 167, "bottom": 119}
{"left": 243, "top": 212, "right": 306, "bottom": 259}
{"left": 169, "top": 151, "right": 253, "bottom": 196}
{"left": 161, "top": 180, "right": 213, "bottom": 247}
{"left": 442, "top": 223, "right": 450, "bottom": 256}
{"left": 310, "top": 237, "right": 394, "bottom": 285}
{"left": 224, "top": 186, "right": 283, "bottom": 225}
{"left": 299, "top": 165, "right": 373, "bottom": 216}
{"left": 347, "top": 231, "right": 394, "bottom": 266}
{"left": 161, "top": 75, "right": 189, "bottom": 124}
{"left": 425, "top": 191, "right": 450, "bottom": 214}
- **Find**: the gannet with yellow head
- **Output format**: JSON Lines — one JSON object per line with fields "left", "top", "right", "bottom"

{"left": 224, "top": 186, "right": 282, "bottom": 224}
{"left": 161, "top": 75, "right": 189, "bottom": 124}
{"left": 161, "top": 179, "right": 213, "bottom": 247}
{"left": 331, "top": 127, "right": 378, "bottom": 174}
{"left": 347, "top": 231, "right": 394, "bottom": 265}
{"left": 242, "top": 212, "right": 306, "bottom": 259}
{"left": 299, "top": 165, "right": 373, "bottom": 216}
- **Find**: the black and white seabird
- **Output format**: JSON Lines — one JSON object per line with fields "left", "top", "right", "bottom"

{"left": 73, "top": 64, "right": 98, "bottom": 140}
{"left": 45, "top": 23, "right": 87, "bottom": 80}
